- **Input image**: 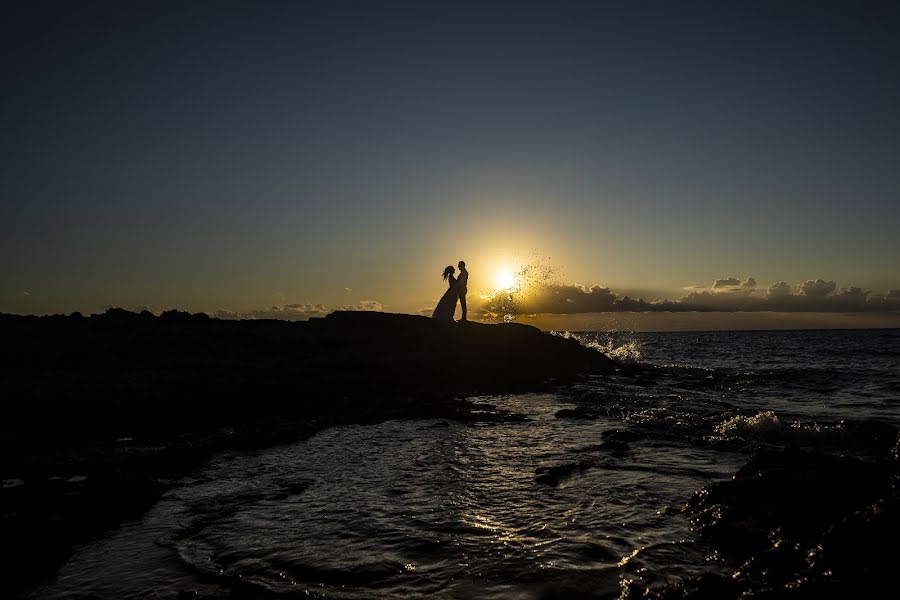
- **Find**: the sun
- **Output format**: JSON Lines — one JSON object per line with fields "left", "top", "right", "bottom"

{"left": 494, "top": 270, "right": 517, "bottom": 291}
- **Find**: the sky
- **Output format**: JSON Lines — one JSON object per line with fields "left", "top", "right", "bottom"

{"left": 2, "top": 1, "right": 899, "bottom": 329}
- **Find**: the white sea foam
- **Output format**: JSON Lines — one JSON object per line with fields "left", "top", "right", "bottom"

{"left": 552, "top": 331, "right": 643, "bottom": 362}
{"left": 713, "top": 411, "right": 853, "bottom": 448}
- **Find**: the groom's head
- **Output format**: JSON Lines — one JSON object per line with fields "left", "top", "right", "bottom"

{"left": 458, "top": 260, "right": 466, "bottom": 270}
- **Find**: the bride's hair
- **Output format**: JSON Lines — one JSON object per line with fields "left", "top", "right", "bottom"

{"left": 442, "top": 265, "right": 454, "bottom": 280}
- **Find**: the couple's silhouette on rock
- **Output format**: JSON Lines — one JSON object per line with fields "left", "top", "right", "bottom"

{"left": 432, "top": 260, "right": 468, "bottom": 322}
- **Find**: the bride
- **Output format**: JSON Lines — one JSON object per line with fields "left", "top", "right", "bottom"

{"left": 431, "top": 265, "right": 459, "bottom": 320}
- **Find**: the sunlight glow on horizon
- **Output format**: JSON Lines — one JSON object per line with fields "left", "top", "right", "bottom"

{"left": 494, "top": 269, "right": 517, "bottom": 291}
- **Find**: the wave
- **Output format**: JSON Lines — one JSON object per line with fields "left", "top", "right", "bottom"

{"left": 552, "top": 331, "right": 643, "bottom": 362}
{"left": 710, "top": 411, "right": 854, "bottom": 449}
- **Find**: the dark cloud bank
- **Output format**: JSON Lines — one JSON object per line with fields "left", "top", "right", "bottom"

{"left": 208, "top": 279, "right": 898, "bottom": 322}
{"left": 479, "top": 277, "right": 900, "bottom": 317}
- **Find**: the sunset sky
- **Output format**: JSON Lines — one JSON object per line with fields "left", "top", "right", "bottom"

{"left": 2, "top": 1, "right": 899, "bottom": 329}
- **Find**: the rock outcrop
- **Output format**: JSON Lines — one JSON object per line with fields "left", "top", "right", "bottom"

{"left": 621, "top": 440, "right": 900, "bottom": 599}
{"left": 0, "top": 309, "right": 614, "bottom": 442}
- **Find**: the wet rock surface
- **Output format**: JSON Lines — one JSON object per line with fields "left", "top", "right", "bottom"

{"left": 0, "top": 309, "right": 614, "bottom": 592}
{"left": 621, "top": 434, "right": 900, "bottom": 599}
{"left": 536, "top": 430, "right": 637, "bottom": 487}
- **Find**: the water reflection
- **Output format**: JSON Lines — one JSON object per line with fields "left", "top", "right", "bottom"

{"left": 27, "top": 394, "right": 743, "bottom": 599}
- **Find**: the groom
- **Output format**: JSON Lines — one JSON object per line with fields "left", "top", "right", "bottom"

{"left": 456, "top": 260, "right": 468, "bottom": 321}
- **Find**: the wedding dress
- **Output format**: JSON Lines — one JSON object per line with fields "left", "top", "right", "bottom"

{"left": 431, "top": 275, "right": 459, "bottom": 320}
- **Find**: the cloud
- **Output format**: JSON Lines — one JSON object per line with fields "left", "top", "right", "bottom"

{"left": 712, "top": 277, "right": 742, "bottom": 289}
{"left": 829, "top": 287, "right": 870, "bottom": 311}
{"left": 529, "top": 284, "right": 619, "bottom": 313}
{"left": 711, "top": 276, "right": 757, "bottom": 294}
{"left": 866, "top": 289, "right": 900, "bottom": 310}
{"left": 476, "top": 276, "right": 900, "bottom": 318}
{"left": 206, "top": 277, "right": 898, "bottom": 322}
{"left": 342, "top": 300, "right": 383, "bottom": 312}
{"left": 214, "top": 300, "right": 383, "bottom": 321}
{"left": 767, "top": 281, "right": 792, "bottom": 297}
{"left": 799, "top": 279, "right": 836, "bottom": 296}
{"left": 215, "top": 303, "right": 329, "bottom": 321}
{"left": 479, "top": 283, "right": 651, "bottom": 318}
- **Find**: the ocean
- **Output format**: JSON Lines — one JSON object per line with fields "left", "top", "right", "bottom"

{"left": 25, "top": 328, "right": 900, "bottom": 599}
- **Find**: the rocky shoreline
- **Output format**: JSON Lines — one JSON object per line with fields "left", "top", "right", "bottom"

{"left": 2, "top": 310, "right": 897, "bottom": 598}
{"left": 0, "top": 309, "right": 616, "bottom": 592}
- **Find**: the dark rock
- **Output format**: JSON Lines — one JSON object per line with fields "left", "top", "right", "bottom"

{"left": 602, "top": 429, "right": 645, "bottom": 443}
{"left": 894, "top": 431, "right": 900, "bottom": 461}
{"left": 656, "top": 444, "right": 900, "bottom": 598}
{"left": 686, "top": 448, "right": 893, "bottom": 554}
{"left": 96, "top": 307, "right": 139, "bottom": 321}
{"left": 572, "top": 439, "right": 633, "bottom": 454}
{"left": 809, "top": 495, "right": 899, "bottom": 587}
{"left": 555, "top": 408, "right": 597, "bottom": 420}
{"left": 597, "top": 440, "right": 630, "bottom": 452}
{"left": 620, "top": 573, "right": 741, "bottom": 600}
{"left": 535, "top": 460, "right": 594, "bottom": 487}
{"left": 840, "top": 419, "right": 900, "bottom": 455}
{"left": 159, "top": 309, "right": 209, "bottom": 321}
{"left": 0, "top": 310, "right": 615, "bottom": 443}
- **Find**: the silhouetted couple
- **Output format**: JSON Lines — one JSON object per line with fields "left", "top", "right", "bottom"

{"left": 432, "top": 261, "right": 468, "bottom": 322}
